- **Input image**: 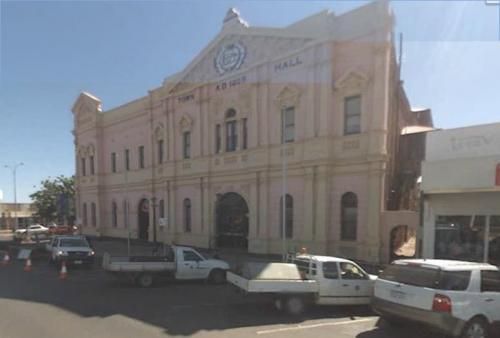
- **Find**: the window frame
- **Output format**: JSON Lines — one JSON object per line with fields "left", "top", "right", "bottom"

{"left": 81, "top": 157, "right": 86, "bottom": 176}
{"left": 138, "top": 145, "right": 145, "bottom": 169}
{"left": 183, "top": 131, "right": 191, "bottom": 159}
{"left": 183, "top": 198, "right": 191, "bottom": 233}
{"left": 281, "top": 106, "right": 295, "bottom": 143}
{"left": 82, "top": 203, "right": 88, "bottom": 226}
{"left": 344, "top": 95, "right": 362, "bottom": 135}
{"left": 111, "top": 152, "right": 117, "bottom": 173}
{"left": 89, "top": 155, "right": 95, "bottom": 175}
{"left": 225, "top": 120, "right": 238, "bottom": 152}
{"left": 91, "top": 202, "right": 97, "bottom": 227}
{"left": 280, "top": 194, "right": 294, "bottom": 239}
{"left": 157, "top": 139, "right": 164, "bottom": 164}
{"left": 215, "top": 124, "right": 222, "bottom": 153}
{"left": 112, "top": 202, "right": 118, "bottom": 228}
{"left": 125, "top": 149, "right": 130, "bottom": 171}
{"left": 242, "top": 118, "right": 248, "bottom": 150}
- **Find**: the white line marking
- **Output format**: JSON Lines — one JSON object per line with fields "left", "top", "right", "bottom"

{"left": 256, "top": 317, "right": 376, "bottom": 335}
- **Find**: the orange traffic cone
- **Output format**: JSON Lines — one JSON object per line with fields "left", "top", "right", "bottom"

{"left": 59, "top": 261, "right": 68, "bottom": 280}
{"left": 2, "top": 252, "right": 10, "bottom": 266}
{"left": 24, "top": 258, "right": 32, "bottom": 272}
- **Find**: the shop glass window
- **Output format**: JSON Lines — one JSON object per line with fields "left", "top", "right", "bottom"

{"left": 435, "top": 215, "right": 486, "bottom": 262}
{"left": 489, "top": 216, "right": 500, "bottom": 265}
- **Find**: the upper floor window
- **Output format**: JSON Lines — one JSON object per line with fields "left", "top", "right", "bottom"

{"left": 183, "top": 198, "right": 192, "bottom": 233}
{"left": 157, "top": 139, "right": 164, "bottom": 164}
{"left": 344, "top": 95, "right": 361, "bottom": 135}
{"left": 341, "top": 192, "right": 358, "bottom": 241}
{"left": 215, "top": 124, "right": 221, "bottom": 153}
{"left": 159, "top": 199, "right": 165, "bottom": 219}
{"left": 111, "top": 152, "right": 117, "bottom": 173}
{"left": 138, "top": 145, "right": 145, "bottom": 169}
{"left": 91, "top": 202, "right": 97, "bottom": 227}
{"left": 81, "top": 158, "right": 86, "bottom": 176}
{"left": 225, "top": 109, "right": 238, "bottom": 152}
{"left": 89, "top": 155, "right": 95, "bottom": 175}
{"left": 125, "top": 149, "right": 130, "bottom": 171}
{"left": 112, "top": 202, "right": 118, "bottom": 228}
{"left": 242, "top": 118, "right": 248, "bottom": 150}
{"left": 280, "top": 194, "right": 294, "bottom": 239}
{"left": 183, "top": 131, "right": 191, "bottom": 159}
{"left": 281, "top": 106, "right": 295, "bottom": 143}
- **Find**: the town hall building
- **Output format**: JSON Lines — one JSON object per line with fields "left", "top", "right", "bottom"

{"left": 72, "top": 1, "right": 433, "bottom": 263}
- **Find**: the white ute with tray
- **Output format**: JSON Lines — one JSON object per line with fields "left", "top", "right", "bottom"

{"left": 103, "top": 245, "right": 230, "bottom": 287}
{"left": 227, "top": 253, "right": 377, "bottom": 315}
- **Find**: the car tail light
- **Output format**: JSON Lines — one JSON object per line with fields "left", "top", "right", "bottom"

{"left": 432, "top": 294, "right": 452, "bottom": 313}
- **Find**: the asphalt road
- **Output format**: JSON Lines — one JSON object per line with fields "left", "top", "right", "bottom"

{"left": 0, "top": 253, "right": 444, "bottom": 338}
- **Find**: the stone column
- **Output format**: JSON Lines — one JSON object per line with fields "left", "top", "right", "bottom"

{"left": 366, "top": 162, "right": 385, "bottom": 263}
{"left": 314, "top": 165, "right": 329, "bottom": 254}
{"left": 303, "top": 167, "right": 315, "bottom": 242}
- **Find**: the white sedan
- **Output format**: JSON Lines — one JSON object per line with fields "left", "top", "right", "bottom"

{"left": 14, "top": 224, "right": 49, "bottom": 239}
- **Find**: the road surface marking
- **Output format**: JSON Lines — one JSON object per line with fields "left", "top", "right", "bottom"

{"left": 256, "top": 317, "right": 376, "bottom": 335}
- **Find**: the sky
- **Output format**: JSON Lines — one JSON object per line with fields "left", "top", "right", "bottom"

{"left": 0, "top": 0, "right": 499, "bottom": 203}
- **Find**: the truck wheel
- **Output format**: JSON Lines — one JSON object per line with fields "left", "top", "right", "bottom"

{"left": 137, "top": 273, "right": 154, "bottom": 288}
{"left": 284, "top": 296, "right": 306, "bottom": 316}
{"left": 209, "top": 269, "right": 226, "bottom": 284}
{"left": 461, "top": 318, "right": 490, "bottom": 338}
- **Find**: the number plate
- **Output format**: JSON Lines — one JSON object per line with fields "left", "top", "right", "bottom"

{"left": 74, "top": 260, "right": 83, "bottom": 265}
{"left": 390, "top": 290, "right": 406, "bottom": 300}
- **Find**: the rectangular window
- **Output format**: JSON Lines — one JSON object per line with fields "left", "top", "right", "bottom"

{"left": 226, "top": 120, "right": 237, "bottom": 152}
{"left": 81, "top": 158, "right": 86, "bottom": 176}
{"left": 183, "top": 131, "right": 191, "bottom": 159}
{"left": 89, "top": 156, "right": 95, "bottom": 175}
{"left": 215, "top": 124, "right": 221, "bottom": 153}
{"left": 159, "top": 199, "right": 165, "bottom": 218}
{"left": 323, "top": 262, "right": 340, "bottom": 279}
{"left": 344, "top": 95, "right": 362, "bottom": 135}
{"left": 158, "top": 140, "right": 164, "bottom": 164}
{"left": 111, "top": 152, "right": 116, "bottom": 173}
{"left": 281, "top": 107, "right": 295, "bottom": 143}
{"left": 91, "top": 203, "right": 97, "bottom": 227}
{"left": 125, "top": 149, "right": 130, "bottom": 171}
{"left": 242, "top": 118, "right": 248, "bottom": 150}
{"left": 481, "top": 270, "right": 500, "bottom": 292}
{"left": 138, "top": 145, "right": 145, "bottom": 169}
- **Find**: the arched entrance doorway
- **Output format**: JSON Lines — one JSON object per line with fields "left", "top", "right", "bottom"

{"left": 215, "top": 193, "right": 249, "bottom": 250}
{"left": 138, "top": 199, "right": 149, "bottom": 241}
{"left": 389, "top": 225, "right": 416, "bottom": 262}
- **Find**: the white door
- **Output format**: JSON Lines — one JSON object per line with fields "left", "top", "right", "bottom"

{"left": 176, "top": 249, "right": 206, "bottom": 280}
{"left": 317, "top": 261, "right": 346, "bottom": 305}
{"left": 337, "top": 262, "right": 372, "bottom": 305}
{"left": 479, "top": 270, "right": 500, "bottom": 323}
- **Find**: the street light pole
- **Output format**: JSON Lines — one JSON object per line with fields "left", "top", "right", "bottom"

{"left": 4, "top": 162, "right": 24, "bottom": 229}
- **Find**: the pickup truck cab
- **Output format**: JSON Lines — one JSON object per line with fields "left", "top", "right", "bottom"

{"left": 102, "top": 245, "right": 229, "bottom": 287}
{"left": 227, "top": 254, "right": 376, "bottom": 315}
{"left": 47, "top": 235, "right": 95, "bottom": 267}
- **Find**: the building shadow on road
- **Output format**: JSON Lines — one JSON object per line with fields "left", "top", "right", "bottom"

{"left": 0, "top": 259, "right": 380, "bottom": 337}
{"left": 356, "top": 317, "right": 448, "bottom": 338}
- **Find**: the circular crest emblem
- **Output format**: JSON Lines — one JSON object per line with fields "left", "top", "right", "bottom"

{"left": 214, "top": 42, "right": 246, "bottom": 75}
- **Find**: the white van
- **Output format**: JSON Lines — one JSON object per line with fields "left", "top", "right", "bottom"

{"left": 372, "top": 259, "right": 500, "bottom": 338}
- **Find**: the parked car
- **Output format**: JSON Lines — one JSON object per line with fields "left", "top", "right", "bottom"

{"left": 14, "top": 224, "right": 49, "bottom": 239}
{"left": 102, "top": 245, "right": 230, "bottom": 287}
{"left": 372, "top": 259, "right": 500, "bottom": 338}
{"left": 227, "top": 254, "right": 376, "bottom": 315}
{"left": 46, "top": 235, "right": 95, "bottom": 267}
{"left": 48, "top": 224, "right": 78, "bottom": 235}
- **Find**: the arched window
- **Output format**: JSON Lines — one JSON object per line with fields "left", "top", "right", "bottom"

{"left": 82, "top": 203, "right": 88, "bottom": 226}
{"left": 112, "top": 202, "right": 118, "bottom": 228}
{"left": 183, "top": 198, "right": 191, "bottom": 233}
{"left": 225, "top": 108, "right": 238, "bottom": 152}
{"left": 280, "top": 194, "right": 294, "bottom": 239}
{"left": 341, "top": 192, "right": 358, "bottom": 241}
{"left": 91, "top": 202, "right": 97, "bottom": 227}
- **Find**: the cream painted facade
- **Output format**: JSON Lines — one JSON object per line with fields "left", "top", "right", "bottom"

{"left": 72, "top": 1, "right": 430, "bottom": 263}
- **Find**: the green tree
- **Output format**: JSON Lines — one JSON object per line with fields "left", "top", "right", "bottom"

{"left": 30, "top": 176, "right": 75, "bottom": 225}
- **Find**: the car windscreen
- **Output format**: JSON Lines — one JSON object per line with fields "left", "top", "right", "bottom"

{"left": 380, "top": 264, "right": 471, "bottom": 291}
{"left": 60, "top": 239, "right": 88, "bottom": 247}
